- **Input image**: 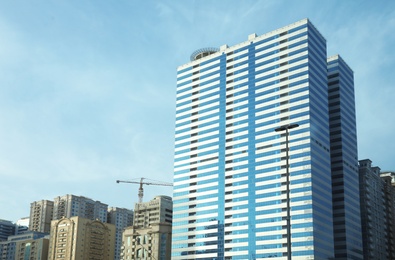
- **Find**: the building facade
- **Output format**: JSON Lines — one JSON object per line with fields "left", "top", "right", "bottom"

{"left": 359, "top": 159, "right": 395, "bottom": 259}
{"left": 14, "top": 235, "right": 49, "bottom": 260}
{"left": 0, "top": 220, "right": 16, "bottom": 242}
{"left": 48, "top": 216, "right": 115, "bottom": 260}
{"left": 107, "top": 207, "right": 134, "bottom": 260}
{"left": 53, "top": 194, "right": 108, "bottom": 222}
{"left": 0, "top": 231, "right": 48, "bottom": 260}
{"left": 171, "top": 19, "right": 354, "bottom": 259}
{"left": 327, "top": 55, "right": 363, "bottom": 259}
{"left": 121, "top": 196, "right": 173, "bottom": 259}
{"left": 133, "top": 196, "right": 173, "bottom": 228}
{"left": 122, "top": 223, "right": 172, "bottom": 260}
{"left": 29, "top": 200, "right": 54, "bottom": 233}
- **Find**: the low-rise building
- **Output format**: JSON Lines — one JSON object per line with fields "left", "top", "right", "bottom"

{"left": 0, "top": 231, "right": 48, "bottom": 260}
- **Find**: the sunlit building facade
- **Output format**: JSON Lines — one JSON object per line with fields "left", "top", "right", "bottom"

{"left": 0, "top": 231, "right": 48, "bottom": 260}
{"left": 172, "top": 19, "right": 338, "bottom": 259}
{"left": 121, "top": 196, "right": 172, "bottom": 259}
{"left": 121, "top": 223, "right": 172, "bottom": 260}
{"left": 48, "top": 216, "right": 115, "bottom": 260}
{"left": 53, "top": 194, "right": 108, "bottom": 222}
{"left": 29, "top": 200, "right": 54, "bottom": 233}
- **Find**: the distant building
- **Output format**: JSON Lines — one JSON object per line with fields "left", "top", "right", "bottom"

{"left": 122, "top": 223, "right": 172, "bottom": 260}
{"left": 48, "top": 216, "right": 116, "bottom": 260}
{"left": 15, "top": 217, "right": 29, "bottom": 234}
{"left": 0, "top": 220, "right": 16, "bottom": 241}
{"left": 14, "top": 233, "right": 49, "bottom": 260}
{"left": 359, "top": 159, "right": 395, "bottom": 259}
{"left": 0, "top": 240, "right": 14, "bottom": 260}
{"left": 28, "top": 194, "right": 133, "bottom": 259}
{"left": 107, "top": 207, "right": 133, "bottom": 260}
{"left": 53, "top": 194, "right": 108, "bottom": 222}
{"left": 381, "top": 171, "right": 395, "bottom": 187}
{"left": 29, "top": 200, "right": 54, "bottom": 233}
{"left": 0, "top": 231, "right": 48, "bottom": 260}
{"left": 133, "top": 195, "right": 173, "bottom": 228}
{"left": 121, "top": 196, "right": 173, "bottom": 260}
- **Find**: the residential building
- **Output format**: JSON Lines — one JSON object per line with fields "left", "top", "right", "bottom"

{"left": 359, "top": 159, "right": 395, "bottom": 259}
{"left": 121, "top": 196, "right": 173, "bottom": 259}
{"left": 133, "top": 195, "right": 172, "bottom": 228}
{"left": 381, "top": 170, "right": 395, "bottom": 187}
{"left": 53, "top": 194, "right": 108, "bottom": 222}
{"left": 0, "top": 231, "right": 48, "bottom": 260}
{"left": 172, "top": 19, "right": 355, "bottom": 259}
{"left": 327, "top": 55, "right": 363, "bottom": 259}
{"left": 48, "top": 216, "right": 115, "bottom": 260}
{"left": 107, "top": 207, "right": 133, "bottom": 260}
{"left": 14, "top": 234, "right": 49, "bottom": 260}
{"left": 0, "top": 240, "right": 14, "bottom": 260}
{"left": 29, "top": 200, "right": 54, "bottom": 233}
{"left": 122, "top": 223, "right": 172, "bottom": 260}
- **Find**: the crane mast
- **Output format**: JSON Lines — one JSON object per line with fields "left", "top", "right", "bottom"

{"left": 116, "top": 177, "right": 173, "bottom": 203}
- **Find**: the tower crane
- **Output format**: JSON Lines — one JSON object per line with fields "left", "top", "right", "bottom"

{"left": 116, "top": 177, "right": 173, "bottom": 203}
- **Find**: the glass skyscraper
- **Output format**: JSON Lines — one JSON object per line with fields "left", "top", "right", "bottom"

{"left": 172, "top": 19, "right": 359, "bottom": 259}
{"left": 327, "top": 55, "right": 362, "bottom": 259}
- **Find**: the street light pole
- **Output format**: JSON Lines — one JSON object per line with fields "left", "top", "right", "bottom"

{"left": 275, "top": 123, "right": 299, "bottom": 260}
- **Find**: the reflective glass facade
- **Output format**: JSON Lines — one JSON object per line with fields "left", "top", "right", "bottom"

{"left": 172, "top": 19, "right": 336, "bottom": 259}
{"left": 328, "top": 56, "right": 363, "bottom": 259}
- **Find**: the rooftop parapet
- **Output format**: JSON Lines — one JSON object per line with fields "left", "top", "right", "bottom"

{"left": 190, "top": 47, "right": 219, "bottom": 61}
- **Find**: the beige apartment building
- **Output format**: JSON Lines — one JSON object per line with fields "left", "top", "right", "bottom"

{"left": 48, "top": 216, "right": 115, "bottom": 260}
{"left": 15, "top": 236, "right": 49, "bottom": 260}
{"left": 133, "top": 196, "right": 172, "bottom": 229}
{"left": 53, "top": 195, "right": 108, "bottom": 222}
{"left": 29, "top": 200, "right": 54, "bottom": 233}
{"left": 121, "top": 223, "right": 172, "bottom": 260}
{"left": 121, "top": 196, "right": 173, "bottom": 260}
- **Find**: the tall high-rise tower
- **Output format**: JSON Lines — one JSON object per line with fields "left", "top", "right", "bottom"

{"left": 171, "top": 19, "right": 352, "bottom": 259}
{"left": 328, "top": 55, "right": 363, "bottom": 259}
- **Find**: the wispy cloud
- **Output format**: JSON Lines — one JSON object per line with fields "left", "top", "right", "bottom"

{"left": 0, "top": 0, "right": 394, "bottom": 221}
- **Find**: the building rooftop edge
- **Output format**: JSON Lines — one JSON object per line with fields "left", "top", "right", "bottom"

{"left": 327, "top": 54, "right": 354, "bottom": 73}
{"left": 178, "top": 18, "right": 325, "bottom": 70}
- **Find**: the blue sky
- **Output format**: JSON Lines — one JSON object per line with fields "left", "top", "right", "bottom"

{"left": 1, "top": 0, "right": 394, "bottom": 222}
